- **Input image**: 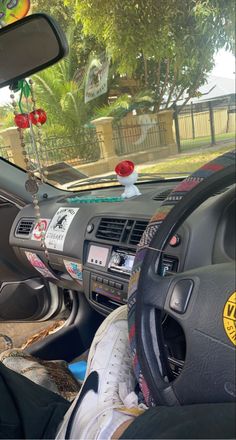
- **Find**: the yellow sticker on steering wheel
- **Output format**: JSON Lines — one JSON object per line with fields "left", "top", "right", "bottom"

{"left": 223, "top": 292, "right": 236, "bottom": 346}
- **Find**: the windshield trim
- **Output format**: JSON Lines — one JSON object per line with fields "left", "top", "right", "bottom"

{"left": 65, "top": 176, "right": 185, "bottom": 192}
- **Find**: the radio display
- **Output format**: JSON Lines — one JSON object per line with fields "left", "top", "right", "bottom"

{"left": 109, "top": 251, "right": 135, "bottom": 274}
{"left": 87, "top": 245, "right": 109, "bottom": 267}
{"left": 124, "top": 254, "right": 135, "bottom": 271}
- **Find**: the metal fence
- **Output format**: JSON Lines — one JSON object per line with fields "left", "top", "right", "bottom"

{"left": 25, "top": 128, "right": 103, "bottom": 168}
{"left": 0, "top": 145, "right": 14, "bottom": 163}
{"left": 174, "top": 96, "right": 235, "bottom": 152}
{"left": 113, "top": 119, "right": 167, "bottom": 156}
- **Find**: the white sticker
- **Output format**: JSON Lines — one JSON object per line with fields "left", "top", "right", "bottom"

{"left": 25, "top": 252, "right": 57, "bottom": 279}
{"left": 64, "top": 260, "right": 83, "bottom": 282}
{"left": 31, "top": 218, "right": 51, "bottom": 241}
{"left": 45, "top": 207, "right": 79, "bottom": 251}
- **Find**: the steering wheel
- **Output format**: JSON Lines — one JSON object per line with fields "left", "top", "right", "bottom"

{"left": 128, "top": 150, "right": 235, "bottom": 407}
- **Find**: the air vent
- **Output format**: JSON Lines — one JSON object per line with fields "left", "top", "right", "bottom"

{"left": 15, "top": 218, "right": 34, "bottom": 237}
{"left": 129, "top": 220, "right": 148, "bottom": 246}
{"left": 96, "top": 218, "right": 126, "bottom": 242}
{"left": 153, "top": 189, "right": 172, "bottom": 201}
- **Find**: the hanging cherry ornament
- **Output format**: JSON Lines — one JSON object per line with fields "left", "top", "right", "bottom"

{"left": 30, "top": 109, "right": 47, "bottom": 125}
{"left": 14, "top": 113, "right": 30, "bottom": 129}
{"left": 10, "top": 80, "right": 51, "bottom": 261}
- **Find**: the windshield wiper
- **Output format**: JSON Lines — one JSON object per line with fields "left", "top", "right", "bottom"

{"left": 67, "top": 172, "right": 188, "bottom": 190}
{"left": 67, "top": 174, "right": 118, "bottom": 189}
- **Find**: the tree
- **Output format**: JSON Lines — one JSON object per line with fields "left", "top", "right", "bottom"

{"left": 0, "top": 106, "right": 13, "bottom": 128}
{"left": 68, "top": 0, "right": 235, "bottom": 112}
{"left": 32, "top": 0, "right": 104, "bottom": 84}
{"left": 31, "top": 29, "right": 110, "bottom": 161}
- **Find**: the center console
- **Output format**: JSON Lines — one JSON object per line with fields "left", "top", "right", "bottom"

{"left": 84, "top": 243, "right": 135, "bottom": 313}
{"left": 83, "top": 241, "right": 179, "bottom": 314}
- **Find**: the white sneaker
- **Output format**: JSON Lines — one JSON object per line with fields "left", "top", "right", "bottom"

{"left": 56, "top": 306, "right": 141, "bottom": 440}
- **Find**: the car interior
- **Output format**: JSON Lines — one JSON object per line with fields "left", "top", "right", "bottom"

{"left": 0, "top": 12, "right": 235, "bottom": 437}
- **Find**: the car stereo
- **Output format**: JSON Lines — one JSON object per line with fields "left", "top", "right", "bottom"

{"left": 108, "top": 249, "right": 135, "bottom": 275}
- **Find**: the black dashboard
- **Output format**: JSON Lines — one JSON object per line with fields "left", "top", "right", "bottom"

{"left": 9, "top": 180, "right": 236, "bottom": 316}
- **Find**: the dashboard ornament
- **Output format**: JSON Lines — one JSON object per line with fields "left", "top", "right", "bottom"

{"left": 67, "top": 195, "right": 124, "bottom": 204}
{"left": 115, "top": 160, "right": 141, "bottom": 199}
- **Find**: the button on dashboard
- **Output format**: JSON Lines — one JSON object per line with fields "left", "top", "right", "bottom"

{"left": 169, "top": 234, "right": 181, "bottom": 247}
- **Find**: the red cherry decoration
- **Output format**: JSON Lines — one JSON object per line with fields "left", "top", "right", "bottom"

{"left": 115, "top": 160, "right": 134, "bottom": 177}
{"left": 30, "top": 109, "right": 47, "bottom": 125}
{"left": 14, "top": 113, "right": 30, "bottom": 129}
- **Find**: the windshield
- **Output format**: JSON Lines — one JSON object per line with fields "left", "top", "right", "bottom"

{"left": 0, "top": 1, "right": 235, "bottom": 191}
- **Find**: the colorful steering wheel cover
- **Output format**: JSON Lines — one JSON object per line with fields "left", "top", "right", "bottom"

{"left": 128, "top": 149, "right": 235, "bottom": 406}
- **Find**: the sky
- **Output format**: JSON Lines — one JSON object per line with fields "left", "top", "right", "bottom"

{"left": 0, "top": 49, "right": 235, "bottom": 106}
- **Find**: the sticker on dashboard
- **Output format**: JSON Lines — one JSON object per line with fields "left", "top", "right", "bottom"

{"left": 25, "top": 252, "right": 56, "bottom": 279}
{"left": 223, "top": 292, "right": 236, "bottom": 346}
{"left": 31, "top": 218, "right": 51, "bottom": 241}
{"left": 45, "top": 207, "right": 79, "bottom": 251}
{"left": 64, "top": 260, "right": 83, "bottom": 282}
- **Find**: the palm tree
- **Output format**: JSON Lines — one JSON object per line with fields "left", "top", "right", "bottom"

{"left": 94, "top": 91, "right": 155, "bottom": 121}
{"left": 31, "top": 24, "right": 104, "bottom": 161}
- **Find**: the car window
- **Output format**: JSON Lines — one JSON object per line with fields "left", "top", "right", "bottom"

{"left": 0, "top": 1, "right": 235, "bottom": 190}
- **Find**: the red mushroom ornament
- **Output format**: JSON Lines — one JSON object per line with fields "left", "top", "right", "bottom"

{"left": 115, "top": 160, "right": 141, "bottom": 198}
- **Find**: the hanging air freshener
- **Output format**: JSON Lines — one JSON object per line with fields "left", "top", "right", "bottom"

{"left": 0, "top": 0, "right": 30, "bottom": 27}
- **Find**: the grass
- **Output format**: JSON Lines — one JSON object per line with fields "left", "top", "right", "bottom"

{"left": 139, "top": 144, "right": 235, "bottom": 175}
{"left": 180, "top": 132, "right": 235, "bottom": 151}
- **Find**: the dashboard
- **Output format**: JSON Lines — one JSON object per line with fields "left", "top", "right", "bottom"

{"left": 9, "top": 179, "right": 236, "bottom": 317}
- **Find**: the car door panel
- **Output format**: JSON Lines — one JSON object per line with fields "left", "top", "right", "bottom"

{"left": 0, "top": 195, "right": 64, "bottom": 321}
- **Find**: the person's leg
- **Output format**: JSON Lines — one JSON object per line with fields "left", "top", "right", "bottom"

{"left": 112, "top": 419, "right": 134, "bottom": 439}
{"left": 56, "top": 305, "right": 145, "bottom": 440}
{"left": 55, "top": 303, "right": 236, "bottom": 440}
{"left": 119, "top": 402, "right": 236, "bottom": 439}
{"left": 0, "top": 361, "right": 70, "bottom": 439}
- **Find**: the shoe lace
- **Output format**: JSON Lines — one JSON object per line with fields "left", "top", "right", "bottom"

{"left": 103, "top": 336, "right": 134, "bottom": 405}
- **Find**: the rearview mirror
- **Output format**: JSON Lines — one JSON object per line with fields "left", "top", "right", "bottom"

{"left": 0, "top": 13, "right": 69, "bottom": 89}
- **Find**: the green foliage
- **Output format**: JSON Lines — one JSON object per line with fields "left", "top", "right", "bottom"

{"left": 0, "top": 105, "right": 14, "bottom": 128}
{"left": 72, "top": 0, "right": 235, "bottom": 70}
{"left": 32, "top": 49, "right": 108, "bottom": 161}
{"left": 33, "top": 63, "right": 89, "bottom": 135}
{"left": 68, "top": 0, "right": 235, "bottom": 111}
{"left": 94, "top": 92, "right": 155, "bottom": 120}
{"left": 32, "top": 0, "right": 104, "bottom": 83}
